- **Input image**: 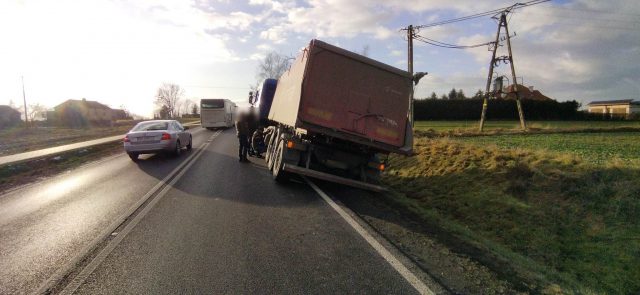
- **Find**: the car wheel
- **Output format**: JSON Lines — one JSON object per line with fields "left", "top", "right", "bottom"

{"left": 174, "top": 140, "right": 181, "bottom": 156}
{"left": 187, "top": 136, "right": 193, "bottom": 150}
{"left": 128, "top": 152, "right": 138, "bottom": 162}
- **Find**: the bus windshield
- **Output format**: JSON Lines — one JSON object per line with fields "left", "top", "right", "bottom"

{"left": 201, "top": 99, "right": 225, "bottom": 109}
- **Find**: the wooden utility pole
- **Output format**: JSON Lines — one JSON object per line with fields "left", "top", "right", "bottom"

{"left": 21, "top": 76, "right": 29, "bottom": 128}
{"left": 503, "top": 15, "right": 526, "bottom": 130}
{"left": 407, "top": 25, "right": 414, "bottom": 127}
{"left": 479, "top": 12, "right": 526, "bottom": 131}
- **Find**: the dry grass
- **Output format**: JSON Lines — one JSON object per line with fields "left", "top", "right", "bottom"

{"left": 383, "top": 137, "right": 640, "bottom": 294}
{"left": 0, "top": 125, "right": 133, "bottom": 156}
{"left": 0, "top": 142, "right": 122, "bottom": 194}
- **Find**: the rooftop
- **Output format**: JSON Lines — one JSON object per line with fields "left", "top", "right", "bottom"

{"left": 588, "top": 99, "right": 639, "bottom": 106}
{"left": 55, "top": 99, "right": 112, "bottom": 110}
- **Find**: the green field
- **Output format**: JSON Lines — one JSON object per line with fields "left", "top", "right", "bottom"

{"left": 456, "top": 132, "right": 640, "bottom": 167}
{"left": 415, "top": 120, "right": 640, "bottom": 132}
{"left": 382, "top": 127, "right": 640, "bottom": 293}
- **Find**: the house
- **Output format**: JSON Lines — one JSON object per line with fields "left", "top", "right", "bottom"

{"left": 111, "top": 109, "right": 130, "bottom": 120}
{"left": 0, "top": 105, "right": 22, "bottom": 128}
{"left": 587, "top": 99, "right": 640, "bottom": 119}
{"left": 503, "top": 85, "right": 553, "bottom": 101}
{"left": 49, "top": 98, "right": 114, "bottom": 126}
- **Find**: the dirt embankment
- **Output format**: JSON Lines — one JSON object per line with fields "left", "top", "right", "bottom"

{"left": 380, "top": 137, "right": 640, "bottom": 294}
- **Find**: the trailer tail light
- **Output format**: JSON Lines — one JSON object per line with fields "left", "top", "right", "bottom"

{"left": 286, "top": 140, "right": 294, "bottom": 149}
{"left": 123, "top": 135, "right": 130, "bottom": 142}
{"left": 161, "top": 133, "right": 171, "bottom": 140}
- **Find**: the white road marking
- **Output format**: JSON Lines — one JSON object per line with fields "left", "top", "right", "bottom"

{"left": 304, "top": 177, "right": 435, "bottom": 295}
{"left": 38, "top": 130, "right": 221, "bottom": 295}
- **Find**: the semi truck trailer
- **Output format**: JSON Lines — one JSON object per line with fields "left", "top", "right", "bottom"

{"left": 264, "top": 39, "right": 414, "bottom": 191}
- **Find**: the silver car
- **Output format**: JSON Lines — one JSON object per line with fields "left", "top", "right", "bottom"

{"left": 123, "top": 120, "right": 193, "bottom": 161}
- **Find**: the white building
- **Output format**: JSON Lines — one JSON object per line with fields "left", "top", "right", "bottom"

{"left": 587, "top": 99, "right": 640, "bottom": 119}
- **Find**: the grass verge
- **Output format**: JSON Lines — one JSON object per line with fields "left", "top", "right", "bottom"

{"left": 455, "top": 132, "right": 640, "bottom": 168}
{"left": 0, "top": 125, "right": 132, "bottom": 156}
{"left": 382, "top": 137, "right": 640, "bottom": 294}
{"left": 0, "top": 142, "right": 122, "bottom": 194}
{"left": 414, "top": 120, "right": 640, "bottom": 133}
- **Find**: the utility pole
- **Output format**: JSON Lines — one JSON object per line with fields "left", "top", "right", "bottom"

{"left": 503, "top": 15, "right": 526, "bottom": 130}
{"left": 21, "top": 76, "right": 29, "bottom": 128}
{"left": 479, "top": 16, "right": 502, "bottom": 132}
{"left": 407, "top": 25, "right": 414, "bottom": 127}
{"left": 478, "top": 12, "right": 526, "bottom": 131}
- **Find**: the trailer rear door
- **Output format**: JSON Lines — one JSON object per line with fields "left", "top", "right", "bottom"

{"left": 299, "top": 41, "right": 411, "bottom": 148}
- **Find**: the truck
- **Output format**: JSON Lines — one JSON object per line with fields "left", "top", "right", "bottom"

{"left": 200, "top": 98, "right": 236, "bottom": 129}
{"left": 263, "top": 39, "right": 414, "bottom": 192}
{"left": 254, "top": 78, "right": 278, "bottom": 124}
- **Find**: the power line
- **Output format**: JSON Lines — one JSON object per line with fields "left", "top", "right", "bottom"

{"left": 183, "top": 85, "right": 250, "bottom": 89}
{"left": 413, "top": 35, "right": 493, "bottom": 49}
{"left": 414, "top": 0, "right": 550, "bottom": 29}
{"left": 407, "top": 0, "right": 550, "bottom": 50}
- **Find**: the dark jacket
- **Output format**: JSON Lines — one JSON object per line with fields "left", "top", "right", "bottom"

{"left": 235, "top": 114, "right": 250, "bottom": 136}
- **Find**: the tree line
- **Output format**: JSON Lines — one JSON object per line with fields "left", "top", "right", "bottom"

{"left": 423, "top": 88, "right": 486, "bottom": 100}
{"left": 413, "top": 98, "right": 591, "bottom": 121}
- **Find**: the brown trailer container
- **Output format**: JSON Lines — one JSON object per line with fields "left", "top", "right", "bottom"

{"left": 269, "top": 39, "right": 413, "bottom": 155}
{"left": 265, "top": 39, "right": 414, "bottom": 191}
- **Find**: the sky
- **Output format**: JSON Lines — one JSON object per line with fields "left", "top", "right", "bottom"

{"left": 0, "top": 0, "right": 638, "bottom": 117}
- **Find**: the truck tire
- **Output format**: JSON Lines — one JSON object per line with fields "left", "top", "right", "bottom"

{"left": 266, "top": 128, "right": 279, "bottom": 170}
{"left": 272, "top": 139, "right": 290, "bottom": 182}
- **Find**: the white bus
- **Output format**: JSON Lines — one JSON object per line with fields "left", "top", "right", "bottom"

{"left": 200, "top": 99, "right": 236, "bottom": 129}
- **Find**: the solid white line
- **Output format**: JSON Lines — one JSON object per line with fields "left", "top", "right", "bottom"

{"left": 304, "top": 177, "right": 435, "bottom": 295}
{"left": 39, "top": 130, "right": 221, "bottom": 295}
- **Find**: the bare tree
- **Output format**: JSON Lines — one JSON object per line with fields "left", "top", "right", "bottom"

{"left": 155, "top": 83, "right": 184, "bottom": 119}
{"left": 119, "top": 104, "right": 132, "bottom": 119}
{"left": 191, "top": 103, "right": 199, "bottom": 115}
{"left": 182, "top": 99, "right": 193, "bottom": 117}
{"left": 255, "top": 52, "right": 292, "bottom": 85}
{"left": 27, "top": 103, "right": 46, "bottom": 121}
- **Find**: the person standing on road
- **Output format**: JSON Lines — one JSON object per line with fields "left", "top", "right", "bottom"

{"left": 235, "top": 111, "right": 251, "bottom": 162}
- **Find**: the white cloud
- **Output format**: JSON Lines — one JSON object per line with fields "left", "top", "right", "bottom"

{"left": 255, "top": 0, "right": 398, "bottom": 41}
{"left": 414, "top": 0, "right": 640, "bottom": 102}
{"left": 260, "top": 25, "right": 288, "bottom": 43}
{"left": 0, "top": 0, "right": 239, "bottom": 117}
{"left": 2, "top": 0, "right": 638, "bottom": 116}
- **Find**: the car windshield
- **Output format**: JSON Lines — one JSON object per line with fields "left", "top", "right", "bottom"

{"left": 131, "top": 122, "right": 168, "bottom": 131}
{"left": 201, "top": 99, "right": 225, "bottom": 109}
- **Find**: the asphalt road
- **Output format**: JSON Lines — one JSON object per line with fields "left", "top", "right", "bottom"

{"left": 0, "top": 127, "right": 422, "bottom": 294}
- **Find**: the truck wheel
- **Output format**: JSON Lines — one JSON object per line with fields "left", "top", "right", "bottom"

{"left": 272, "top": 139, "right": 290, "bottom": 182}
{"left": 266, "top": 129, "right": 279, "bottom": 170}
